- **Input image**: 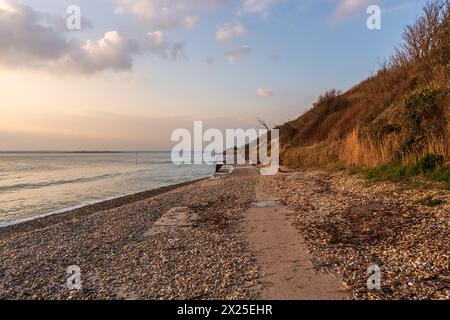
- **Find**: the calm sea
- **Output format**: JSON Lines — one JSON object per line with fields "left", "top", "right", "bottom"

{"left": 0, "top": 152, "right": 214, "bottom": 226}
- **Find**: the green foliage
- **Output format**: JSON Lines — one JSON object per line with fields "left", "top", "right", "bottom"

{"left": 426, "top": 166, "right": 450, "bottom": 190}
{"left": 414, "top": 153, "right": 445, "bottom": 173}
{"left": 365, "top": 164, "right": 413, "bottom": 182}
{"left": 313, "top": 89, "right": 342, "bottom": 108}
{"left": 364, "top": 154, "right": 450, "bottom": 189}
{"left": 414, "top": 196, "right": 444, "bottom": 207}
{"left": 399, "top": 88, "right": 447, "bottom": 156}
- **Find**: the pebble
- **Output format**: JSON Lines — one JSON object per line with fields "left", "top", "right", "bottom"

{"left": 0, "top": 176, "right": 259, "bottom": 300}
{"left": 260, "top": 169, "right": 449, "bottom": 300}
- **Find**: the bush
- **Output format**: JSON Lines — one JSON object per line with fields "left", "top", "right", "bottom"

{"left": 426, "top": 166, "right": 450, "bottom": 189}
{"left": 399, "top": 89, "right": 447, "bottom": 157}
{"left": 413, "top": 153, "right": 445, "bottom": 173}
{"left": 415, "top": 196, "right": 444, "bottom": 206}
{"left": 365, "top": 165, "right": 411, "bottom": 182}
{"left": 365, "top": 154, "right": 450, "bottom": 189}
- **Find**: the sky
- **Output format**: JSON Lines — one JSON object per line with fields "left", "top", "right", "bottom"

{"left": 0, "top": 0, "right": 428, "bottom": 151}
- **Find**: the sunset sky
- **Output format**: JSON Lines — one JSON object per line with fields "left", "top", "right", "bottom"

{"left": 0, "top": 0, "right": 427, "bottom": 150}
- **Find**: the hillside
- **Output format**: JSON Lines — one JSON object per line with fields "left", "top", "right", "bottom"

{"left": 278, "top": 1, "right": 449, "bottom": 177}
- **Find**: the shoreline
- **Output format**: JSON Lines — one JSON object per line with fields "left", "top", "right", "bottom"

{"left": 0, "top": 177, "right": 208, "bottom": 238}
{"left": 0, "top": 167, "right": 447, "bottom": 299}
{"left": 0, "top": 168, "right": 258, "bottom": 299}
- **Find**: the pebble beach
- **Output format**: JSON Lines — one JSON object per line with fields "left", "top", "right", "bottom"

{"left": 0, "top": 167, "right": 448, "bottom": 300}
{"left": 0, "top": 174, "right": 258, "bottom": 300}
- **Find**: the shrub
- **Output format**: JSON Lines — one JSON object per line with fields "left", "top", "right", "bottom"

{"left": 399, "top": 89, "right": 447, "bottom": 158}
{"left": 413, "top": 153, "right": 445, "bottom": 173}
{"left": 364, "top": 154, "right": 450, "bottom": 189}
{"left": 415, "top": 196, "right": 444, "bottom": 206}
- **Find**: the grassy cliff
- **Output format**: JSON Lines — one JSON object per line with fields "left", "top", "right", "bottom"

{"left": 278, "top": 1, "right": 449, "bottom": 186}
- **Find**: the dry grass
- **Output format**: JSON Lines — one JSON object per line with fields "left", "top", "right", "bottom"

{"left": 278, "top": 0, "right": 450, "bottom": 171}
{"left": 339, "top": 129, "right": 399, "bottom": 167}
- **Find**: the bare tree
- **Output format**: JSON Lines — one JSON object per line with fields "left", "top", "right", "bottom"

{"left": 257, "top": 118, "right": 274, "bottom": 130}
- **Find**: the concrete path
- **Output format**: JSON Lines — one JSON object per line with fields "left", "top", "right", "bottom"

{"left": 234, "top": 166, "right": 348, "bottom": 300}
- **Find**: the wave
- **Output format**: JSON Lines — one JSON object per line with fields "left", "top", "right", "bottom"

{"left": 142, "top": 160, "right": 173, "bottom": 164}
{"left": 0, "top": 172, "right": 124, "bottom": 192}
{"left": 0, "top": 172, "right": 214, "bottom": 228}
{"left": 0, "top": 196, "right": 121, "bottom": 228}
{"left": 0, "top": 162, "right": 206, "bottom": 193}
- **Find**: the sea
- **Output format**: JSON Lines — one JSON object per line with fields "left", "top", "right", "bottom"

{"left": 0, "top": 152, "right": 215, "bottom": 226}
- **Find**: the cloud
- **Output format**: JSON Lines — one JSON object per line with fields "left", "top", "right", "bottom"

{"left": 147, "top": 31, "right": 166, "bottom": 48}
{"left": 68, "top": 31, "right": 139, "bottom": 73}
{"left": 145, "top": 30, "right": 184, "bottom": 59}
{"left": 69, "top": 31, "right": 186, "bottom": 72}
{"left": 331, "top": 0, "right": 382, "bottom": 21}
{"left": 0, "top": 1, "right": 186, "bottom": 73}
{"left": 114, "top": 0, "right": 224, "bottom": 29}
{"left": 114, "top": 6, "right": 126, "bottom": 15}
{"left": 168, "top": 42, "right": 187, "bottom": 60}
{"left": 257, "top": 88, "right": 274, "bottom": 97}
{"left": 183, "top": 15, "right": 199, "bottom": 29}
{"left": 227, "top": 45, "right": 251, "bottom": 64}
{"left": 0, "top": 0, "right": 71, "bottom": 67}
{"left": 239, "top": 0, "right": 279, "bottom": 17}
{"left": 216, "top": 21, "right": 247, "bottom": 43}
